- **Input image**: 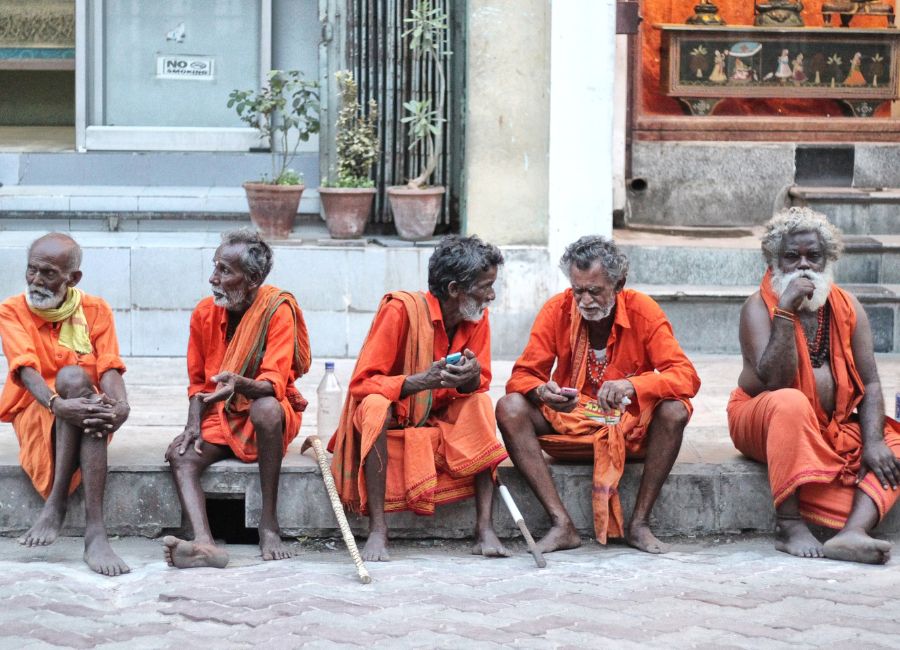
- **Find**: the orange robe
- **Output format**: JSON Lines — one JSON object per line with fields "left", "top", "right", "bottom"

{"left": 328, "top": 291, "right": 508, "bottom": 515}
{"left": 728, "top": 271, "right": 900, "bottom": 528}
{"left": 188, "top": 286, "right": 310, "bottom": 462}
{"left": 506, "top": 289, "right": 700, "bottom": 543}
{"left": 0, "top": 293, "right": 126, "bottom": 498}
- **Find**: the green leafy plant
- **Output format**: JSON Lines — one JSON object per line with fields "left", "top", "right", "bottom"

{"left": 326, "top": 70, "right": 379, "bottom": 188}
{"left": 401, "top": 0, "right": 451, "bottom": 190}
{"left": 228, "top": 70, "right": 320, "bottom": 185}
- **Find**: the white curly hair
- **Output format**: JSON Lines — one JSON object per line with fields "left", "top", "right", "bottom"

{"left": 761, "top": 207, "right": 844, "bottom": 267}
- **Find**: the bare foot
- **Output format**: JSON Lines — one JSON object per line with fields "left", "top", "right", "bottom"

{"left": 471, "top": 527, "right": 511, "bottom": 558}
{"left": 823, "top": 529, "right": 892, "bottom": 565}
{"left": 259, "top": 527, "right": 292, "bottom": 561}
{"left": 362, "top": 529, "right": 390, "bottom": 562}
{"left": 625, "top": 521, "right": 670, "bottom": 554}
{"left": 536, "top": 523, "right": 582, "bottom": 554}
{"left": 162, "top": 535, "right": 229, "bottom": 569}
{"left": 83, "top": 535, "right": 130, "bottom": 577}
{"left": 18, "top": 503, "right": 66, "bottom": 547}
{"left": 774, "top": 517, "right": 824, "bottom": 559}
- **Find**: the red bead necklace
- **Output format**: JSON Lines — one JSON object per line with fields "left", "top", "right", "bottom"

{"left": 587, "top": 348, "right": 609, "bottom": 386}
{"left": 807, "top": 304, "right": 830, "bottom": 368}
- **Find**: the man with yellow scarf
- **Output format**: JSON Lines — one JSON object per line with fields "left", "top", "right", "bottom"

{"left": 0, "top": 233, "right": 130, "bottom": 576}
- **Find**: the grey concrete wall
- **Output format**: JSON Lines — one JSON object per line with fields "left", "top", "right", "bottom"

{"left": 0, "top": 239, "right": 552, "bottom": 359}
{"left": 464, "top": 0, "right": 550, "bottom": 245}
{"left": 629, "top": 142, "right": 795, "bottom": 227}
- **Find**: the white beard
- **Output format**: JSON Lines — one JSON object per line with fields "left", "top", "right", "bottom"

{"left": 211, "top": 287, "right": 246, "bottom": 310}
{"left": 26, "top": 284, "right": 66, "bottom": 309}
{"left": 771, "top": 267, "right": 833, "bottom": 312}
{"left": 459, "top": 294, "right": 488, "bottom": 322}
{"left": 578, "top": 299, "right": 614, "bottom": 322}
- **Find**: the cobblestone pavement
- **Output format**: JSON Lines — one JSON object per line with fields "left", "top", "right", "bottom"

{"left": 2, "top": 534, "right": 899, "bottom": 649}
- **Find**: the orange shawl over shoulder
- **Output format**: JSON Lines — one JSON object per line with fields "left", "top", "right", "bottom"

{"left": 214, "top": 285, "right": 311, "bottom": 461}
{"left": 328, "top": 291, "right": 433, "bottom": 512}
{"left": 758, "top": 269, "right": 865, "bottom": 485}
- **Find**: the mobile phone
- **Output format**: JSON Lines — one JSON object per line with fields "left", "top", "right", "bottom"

{"left": 559, "top": 387, "right": 579, "bottom": 398}
{"left": 445, "top": 352, "right": 463, "bottom": 364}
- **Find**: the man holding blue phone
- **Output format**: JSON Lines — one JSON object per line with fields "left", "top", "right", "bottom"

{"left": 328, "top": 235, "right": 509, "bottom": 562}
{"left": 497, "top": 236, "right": 700, "bottom": 555}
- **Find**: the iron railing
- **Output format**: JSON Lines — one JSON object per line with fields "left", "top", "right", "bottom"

{"left": 347, "top": 0, "right": 460, "bottom": 233}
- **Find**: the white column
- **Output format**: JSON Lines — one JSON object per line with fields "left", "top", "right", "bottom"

{"left": 548, "top": 0, "right": 617, "bottom": 285}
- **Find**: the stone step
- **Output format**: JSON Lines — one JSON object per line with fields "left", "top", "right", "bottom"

{"left": 634, "top": 283, "right": 900, "bottom": 354}
{"left": 790, "top": 186, "right": 900, "bottom": 235}
{"left": 0, "top": 185, "right": 321, "bottom": 220}
{"left": 1, "top": 356, "right": 898, "bottom": 540}
{"left": 617, "top": 228, "right": 900, "bottom": 287}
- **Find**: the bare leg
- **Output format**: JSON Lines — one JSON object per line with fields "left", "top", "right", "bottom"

{"left": 496, "top": 394, "right": 581, "bottom": 554}
{"left": 164, "top": 439, "right": 231, "bottom": 569}
{"left": 774, "top": 493, "right": 824, "bottom": 558}
{"left": 19, "top": 366, "right": 95, "bottom": 547}
{"left": 824, "top": 490, "right": 892, "bottom": 564}
{"left": 471, "top": 469, "right": 510, "bottom": 558}
{"left": 625, "top": 400, "right": 688, "bottom": 554}
{"left": 80, "top": 431, "right": 129, "bottom": 576}
{"left": 252, "top": 397, "right": 291, "bottom": 561}
{"left": 362, "top": 422, "right": 390, "bottom": 562}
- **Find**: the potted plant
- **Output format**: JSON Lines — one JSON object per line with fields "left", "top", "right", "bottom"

{"left": 319, "top": 71, "right": 379, "bottom": 239}
{"left": 385, "top": 0, "right": 450, "bottom": 241}
{"left": 228, "top": 70, "right": 320, "bottom": 239}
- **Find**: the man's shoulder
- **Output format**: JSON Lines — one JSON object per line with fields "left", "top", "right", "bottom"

{"left": 0, "top": 293, "right": 26, "bottom": 314}
{"left": 621, "top": 288, "right": 665, "bottom": 320}
{"left": 191, "top": 295, "right": 217, "bottom": 313}
{"left": 541, "top": 290, "right": 573, "bottom": 313}
{"left": 80, "top": 292, "right": 113, "bottom": 312}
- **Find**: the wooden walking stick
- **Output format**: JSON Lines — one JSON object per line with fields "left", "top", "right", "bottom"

{"left": 497, "top": 479, "right": 547, "bottom": 568}
{"left": 301, "top": 435, "right": 372, "bottom": 584}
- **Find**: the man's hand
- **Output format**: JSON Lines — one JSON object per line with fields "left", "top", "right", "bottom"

{"left": 97, "top": 393, "right": 129, "bottom": 436}
{"left": 535, "top": 381, "right": 579, "bottom": 413}
{"left": 857, "top": 439, "right": 900, "bottom": 490}
{"left": 202, "top": 371, "right": 247, "bottom": 404}
{"left": 166, "top": 422, "right": 203, "bottom": 459}
{"left": 595, "top": 379, "right": 636, "bottom": 412}
{"left": 440, "top": 349, "right": 481, "bottom": 389}
{"left": 53, "top": 395, "right": 116, "bottom": 437}
{"left": 778, "top": 274, "right": 816, "bottom": 313}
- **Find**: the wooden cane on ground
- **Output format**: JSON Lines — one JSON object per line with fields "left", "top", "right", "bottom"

{"left": 497, "top": 480, "right": 547, "bottom": 568}
{"left": 301, "top": 435, "right": 372, "bottom": 584}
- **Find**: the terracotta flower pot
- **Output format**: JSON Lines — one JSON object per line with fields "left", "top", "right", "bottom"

{"left": 385, "top": 186, "right": 445, "bottom": 241}
{"left": 319, "top": 187, "right": 376, "bottom": 239}
{"left": 242, "top": 182, "right": 304, "bottom": 239}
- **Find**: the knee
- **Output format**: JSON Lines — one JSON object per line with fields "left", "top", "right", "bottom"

{"left": 250, "top": 397, "right": 283, "bottom": 437}
{"left": 495, "top": 393, "right": 531, "bottom": 432}
{"left": 770, "top": 388, "right": 812, "bottom": 414}
{"left": 654, "top": 400, "right": 690, "bottom": 431}
{"left": 54, "top": 365, "right": 93, "bottom": 398}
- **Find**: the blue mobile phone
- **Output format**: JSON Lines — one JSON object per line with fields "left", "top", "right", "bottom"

{"left": 445, "top": 352, "right": 463, "bottom": 364}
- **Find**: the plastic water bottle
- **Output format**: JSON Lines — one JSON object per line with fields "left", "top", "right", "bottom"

{"left": 316, "top": 362, "right": 343, "bottom": 438}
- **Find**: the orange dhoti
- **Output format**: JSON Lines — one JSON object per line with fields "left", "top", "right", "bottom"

{"left": 200, "top": 399, "right": 302, "bottom": 463}
{"left": 729, "top": 387, "right": 900, "bottom": 528}
{"left": 12, "top": 401, "right": 82, "bottom": 499}
{"left": 538, "top": 398, "right": 686, "bottom": 543}
{"left": 350, "top": 392, "right": 507, "bottom": 515}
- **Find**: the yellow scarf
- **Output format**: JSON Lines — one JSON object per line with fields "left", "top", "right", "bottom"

{"left": 27, "top": 287, "right": 92, "bottom": 355}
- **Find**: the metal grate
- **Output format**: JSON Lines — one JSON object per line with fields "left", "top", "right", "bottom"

{"left": 348, "top": 0, "right": 459, "bottom": 233}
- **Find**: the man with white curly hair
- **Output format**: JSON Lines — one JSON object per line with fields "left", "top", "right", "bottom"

{"left": 729, "top": 207, "right": 900, "bottom": 564}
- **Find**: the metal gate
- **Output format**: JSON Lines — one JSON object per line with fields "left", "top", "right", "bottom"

{"left": 346, "top": 0, "right": 462, "bottom": 233}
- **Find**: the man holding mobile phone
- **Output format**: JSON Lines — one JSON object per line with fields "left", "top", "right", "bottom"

{"left": 497, "top": 236, "right": 700, "bottom": 555}
{"left": 328, "top": 235, "right": 509, "bottom": 562}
